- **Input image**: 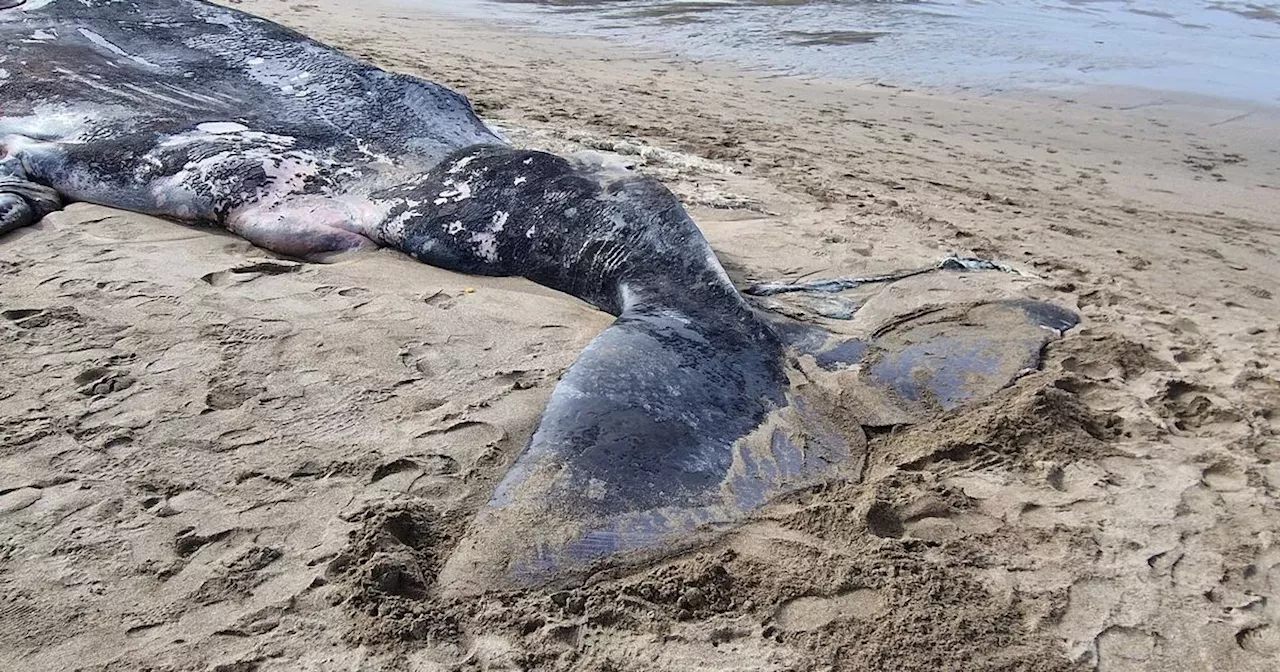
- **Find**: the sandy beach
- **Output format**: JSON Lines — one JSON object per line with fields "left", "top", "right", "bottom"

{"left": 2, "top": 0, "right": 1279, "bottom": 670}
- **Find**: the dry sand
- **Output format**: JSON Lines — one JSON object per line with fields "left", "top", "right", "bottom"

{"left": 2, "top": 0, "right": 1279, "bottom": 670}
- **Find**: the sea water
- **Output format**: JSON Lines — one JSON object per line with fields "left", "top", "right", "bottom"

{"left": 419, "top": 0, "right": 1280, "bottom": 104}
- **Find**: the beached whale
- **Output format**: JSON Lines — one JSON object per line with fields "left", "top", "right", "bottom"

{"left": 0, "top": 0, "right": 1076, "bottom": 593}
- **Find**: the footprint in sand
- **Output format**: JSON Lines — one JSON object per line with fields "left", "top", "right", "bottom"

{"left": 1201, "top": 461, "right": 1249, "bottom": 492}
{"left": 421, "top": 290, "right": 456, "bottom": 309}
{"left": 205, "top": 381, "right": 265, "bottom": 411}
{"left": 399, "top": 342, "right": 460, "bottom": 378}
{"left": 773, "top": 589, "right": 888, "bottom": 633}
{"left": 74, "top": 367, "right": 136, "bottom": 397}
{"left": 200, "top": 260, "right": 302, "bottom": 287}
{"left": 2, "top": 308, "right": 44, "bottom": 323}
{"left": 1236, "top": 624, "right": 1280, "bottom": 657}
{"left": 865, "top": 495, "right": 987, "bottom": 542}
{"left": 368, "top": 455, "right": 463, "bottom": 497}
{"left": 0, "top": 488, "right": 43, "bottom": 515}
{"left": 2, "top": 306, "right": 83, "bottom": 329}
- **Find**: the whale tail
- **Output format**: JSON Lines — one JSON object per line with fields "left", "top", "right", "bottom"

{"left": 438, "top": 290, "right": 1078, "bottom": 596}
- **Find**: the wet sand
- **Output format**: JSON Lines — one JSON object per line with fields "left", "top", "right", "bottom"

{"left": 2, "top": 0, "right": 1279, "bottom": 670}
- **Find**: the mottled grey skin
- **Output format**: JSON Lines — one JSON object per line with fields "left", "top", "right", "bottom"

{"left": 1, "top": 0, "right": 1076, "bottom": 592}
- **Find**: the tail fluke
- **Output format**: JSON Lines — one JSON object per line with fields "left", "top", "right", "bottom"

{"left": 437, "top": 305, "right": 860, "bottom": 595}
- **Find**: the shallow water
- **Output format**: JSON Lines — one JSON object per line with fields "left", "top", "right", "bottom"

{"left": 418, "top": 0, "right": 1280, "bottom": 104}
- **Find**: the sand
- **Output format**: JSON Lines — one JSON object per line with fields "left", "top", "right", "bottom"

{"left": 2, "top": 0, "right": 1279, "bottom": 670}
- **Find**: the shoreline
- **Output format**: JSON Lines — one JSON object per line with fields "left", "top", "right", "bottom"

{"left": 1, "top": 1, "right": 1278, "bottom": 670}
{"left": 410, "top": 0, "right": 1280, "bottom": 119}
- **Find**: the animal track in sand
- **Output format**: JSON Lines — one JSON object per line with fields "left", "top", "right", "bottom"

{"left": 863, "top": 490, "right": 1000, "bottom": 543}
{"left": 415, "top": 419, "right": 506, "bottom": 444}
{"left": 173, "top": 527, "right": 236, "bottom": 558}
{"left": 0, "top": 488, "right": 43, "bottom": 515}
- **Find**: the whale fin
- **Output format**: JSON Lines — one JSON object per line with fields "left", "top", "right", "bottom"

{"left": 793, "top": 299, "right": 1079, "bottom": 424}
{"left": 0, "top": 154, "right": 61, "bottom": 235}
{"left": 860, "top": 299, "right": 1077, "bottom": 417}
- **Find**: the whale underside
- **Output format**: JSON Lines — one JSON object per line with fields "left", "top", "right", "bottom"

{"left": 0, "top": 0, "right": 1078, "bottom": 593}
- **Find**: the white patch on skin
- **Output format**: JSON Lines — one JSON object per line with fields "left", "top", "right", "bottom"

{"left": 196, "top": 122, "right": 250, "bottom": 135}
{"left": 199, "top": 12, "right": 239, "bottom": 28}
{"left": 239, "top": 45, "right": 333, "bottom": 99}
{"left": 452, "top": 181, "right": 472, "bottom": 200}
{"left": 382, "top": 208, "right": 420, "bottom": 245}
{"left": 490, "top": 211, "right": 508, "bottom": 232}
{"left": 19, "top": 0, "right": 64, "bottom": 10}
{"left": 259, "top": 154, "right": 323, "bottom": 203}
{"left": 78, "top": 28, "right": 158, "bottom": 68}
{"left": 149, "top": 142, "right": 334, "bottom": 221}
{"left": 525, "top": 225, "right": 536, "bottom": 239}
{"left": 434, "top": 178, "right": 472, "bottom": 205}
{"left": 355, "top": 140, "right": 395, "bottom": 165}
{"left": 0, "top": 69, "right": 9, "bottom": 82}
{"left": 619, "top": 283, "right": 641, "bottom": 312}
{"left": 159, "top": 126, "right": 295, "bottom": 151}
{"left": 513, "top": 176, "right": 527, "bottom": 186}
{"left": 446, "top": 221, "right": 464, "bottom": 235}
{"left": 448, "top": 155, "right": 477, "bottom": 174}
{"left": 522, "top": 158, "right": 533, "bottom": 165}
{"left": 469, "top": 231, "right": 499, "bottom": 263}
